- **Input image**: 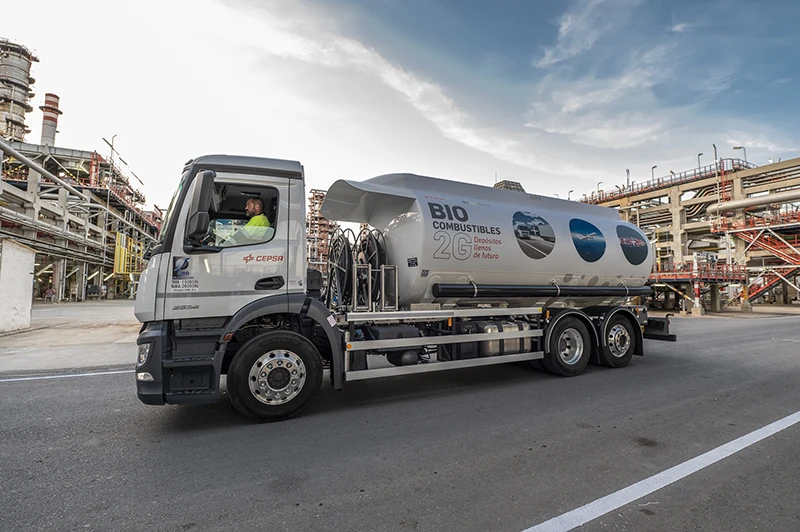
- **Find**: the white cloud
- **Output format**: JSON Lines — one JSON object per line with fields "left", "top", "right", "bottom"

{"left": 534, "top": 0, "right": 643, "bottom": 68}
{"left": 726, "top": 135, "right": 797, "bottom": 154}
{"left": 231, "top": 1, "right": 561, "bottom": 174}
{"left": 670, "top": 23, "right": 690, "bottom": 33}
{"left": 527, "top": 44, "right": 676, "bottom": 148}
{"left": 528, "top": 111, "right": 666, "bottom": 149}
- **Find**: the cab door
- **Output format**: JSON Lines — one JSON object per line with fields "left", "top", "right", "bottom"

{"left": 163, "top": 172, "right": 290, "bottom": 321}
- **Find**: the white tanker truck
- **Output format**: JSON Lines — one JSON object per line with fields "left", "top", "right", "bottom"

{"left": 134, "top": 155, "right": 675, "bottom": 421}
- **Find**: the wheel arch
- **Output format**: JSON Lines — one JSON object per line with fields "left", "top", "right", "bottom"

{"left": 217, "top": 293, "right": 345, "bottom": 389}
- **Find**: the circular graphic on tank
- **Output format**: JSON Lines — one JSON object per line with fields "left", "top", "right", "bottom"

{"left": 512, "top": 211, "right": 556, "bottom": 259}
{"left": 616, "top": 225, "right": 649, "bottom": 265}
{"left": 569, "top": 219, "right": 606, "bottom": 263}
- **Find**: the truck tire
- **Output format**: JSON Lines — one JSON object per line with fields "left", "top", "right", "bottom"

{"left": 543, "top": 317, "right": 591, "bottom": 377}
{"left": 227, "top": 331, "right": 323, "bottom": 422}
{"left": 598, "top": 314, "right": 635, "bottom": 368}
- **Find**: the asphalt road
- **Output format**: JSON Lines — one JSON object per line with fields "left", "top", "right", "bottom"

{"left": 2, "top": 315, "right": 800, "bottom": 532}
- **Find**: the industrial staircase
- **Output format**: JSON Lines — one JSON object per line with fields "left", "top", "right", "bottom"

{"left": 747, "top": 267, "right": 800, "bottom": 301}
{"left": 735, "top": 230, "right": 800, "bottom": 301}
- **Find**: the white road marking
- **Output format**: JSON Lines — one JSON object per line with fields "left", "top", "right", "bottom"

{"left": 0, "top": 369, "right": 134, "bottom": 383}
{"left": 524, "top": 409, "right": 800, "bottom": 532}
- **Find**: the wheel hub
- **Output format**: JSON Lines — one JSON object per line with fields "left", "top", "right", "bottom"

{"left": 607, "top": 324, "right": 630, "bottom": 358}
{"left": 557, "top": 328, "right": 584, "bottom": 365}
{"left": 248, "top": 350, "right": 306, "bottom": 405}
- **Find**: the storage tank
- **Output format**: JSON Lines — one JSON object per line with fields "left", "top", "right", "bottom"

{"left": 321, "top": 173, "right": 652, "bottom": 308}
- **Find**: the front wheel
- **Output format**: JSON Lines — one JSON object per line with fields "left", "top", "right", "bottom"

{"left": 543, "top": 317, "right": 591, "bottom": 377}
{"left": 227, "top": 331, "right": 323, "bottom": 422}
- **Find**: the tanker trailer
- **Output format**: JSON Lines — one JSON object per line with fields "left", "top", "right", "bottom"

{"left": 320, "top": 173, "right": 654, "bottom": 311}
{"left": 133, "top": 156, "right": 675, "bottom": 422}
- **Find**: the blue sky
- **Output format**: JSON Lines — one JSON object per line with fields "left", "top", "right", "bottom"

{"left": 8, "top": 0, "right": 800, "bottom": 206}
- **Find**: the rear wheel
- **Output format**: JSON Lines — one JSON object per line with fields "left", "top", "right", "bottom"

{"left": 543, "top": 317, "right": 591, "bottom": 377}
{"left": 598, "top": 315, "right": 635, "bottom": 368}
{"left": 227, "top": 331, "right": 323, "bottom": 422}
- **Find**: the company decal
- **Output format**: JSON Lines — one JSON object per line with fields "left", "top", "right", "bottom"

{"left": 427, "top": 202, "right": 502, "bottom": 261}
{"left": 512, "top": 211, "right": 556, "bottom": 260}
{"left": 172, "top": 304, "right": 200, "bottom": 311}
{"left": 171, "top": 257, "right": 199, "bottom": 292}
{"left": 617, "top": 225, "right": 649, "bottom": 265}
{"left": 242, "top": 254, "right": 284, "bottom": 264}
{"left": 408, "top": 257, "right": 418, "bottom": 267}
{"left": 428, "top": 202, "right": 502, "bottom": 235}
{"left": 570, "top": 219, "right": 606, "bottom": 263}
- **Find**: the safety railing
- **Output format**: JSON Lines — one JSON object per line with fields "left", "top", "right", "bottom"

{"left": 583, "top": 158, "right": 755, "bottom": 205}
{"left": 649, "top": 262, "right": 748, "bottom": 283}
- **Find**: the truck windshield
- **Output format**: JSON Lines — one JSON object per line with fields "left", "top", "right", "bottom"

{"left": 156, "top": 171, "right": 187, "bottom": 244}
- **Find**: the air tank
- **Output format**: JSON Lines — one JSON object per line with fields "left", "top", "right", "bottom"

{"left": 321, "top": 173, "right": 653, "bottom": 308}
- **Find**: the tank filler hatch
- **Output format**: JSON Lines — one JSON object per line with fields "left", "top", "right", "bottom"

{"left": 320, "top": 180, "right": 416, "bottom": 224}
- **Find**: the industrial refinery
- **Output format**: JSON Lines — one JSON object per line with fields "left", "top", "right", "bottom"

{"left": 0, "top": 38, "right": 161, "bottom": 306}
{"left": 582, "top": 156, "right": 800, "bottom": 314}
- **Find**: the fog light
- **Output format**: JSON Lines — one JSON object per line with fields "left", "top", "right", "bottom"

{"left": 137, "top": 343, "right": 152, "bottom": 367}
{"left": 136, "top": 372, "right": 154, "bottom": 382}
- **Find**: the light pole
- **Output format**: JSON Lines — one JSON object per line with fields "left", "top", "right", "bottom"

{"left": 597, "top": 181, "right": 603, "bottom": 192}
{"left": 733, "top": 145, "right": 747, "bottom": 163}
{"left": 651, "top": 165, "right": 657, "bottom": 180}
{"left": 697, "top": 152, "right": 703, "bottom": 172}
{"left": 568, "top": 189, "right": 574, "bottom": 200}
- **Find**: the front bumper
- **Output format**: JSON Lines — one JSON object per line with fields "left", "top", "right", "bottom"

{"left": 136, "top": 321, "right": 169, "bottom": 405}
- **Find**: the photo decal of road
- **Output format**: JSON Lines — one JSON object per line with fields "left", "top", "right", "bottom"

{"left": 617, "top": 225, "right": 649, "bottom": 265}
{"left": 512, "top": 211, "right": 556, "bottom": 259}
{"left": 570, "top": 218, "right": 606, "bottom": 262}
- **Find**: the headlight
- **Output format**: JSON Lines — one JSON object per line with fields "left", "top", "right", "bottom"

{"left": 137, "top": 343, "right": 153, "bottom": 367}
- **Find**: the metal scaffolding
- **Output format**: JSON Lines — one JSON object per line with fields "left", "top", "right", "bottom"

{"left": 306, "top": 189, "right": 337, "bottom": 274}
{"left": 0, "top": 137, "right": 160, "bottom": 301}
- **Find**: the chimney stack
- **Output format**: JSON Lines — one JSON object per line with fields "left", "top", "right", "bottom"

{"left": 39, "top": 93, "right": 61, "bottom": 146}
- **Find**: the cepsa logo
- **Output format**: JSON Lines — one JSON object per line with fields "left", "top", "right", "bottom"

{"left": 243, "top": 254, "right": 284, "bottom": 264}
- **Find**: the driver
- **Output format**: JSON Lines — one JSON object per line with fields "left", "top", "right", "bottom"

{"left": 220, "top": 197, "right": 272, "bottom": 247}
{"left": 244, "top": 197, "right": 270, "bottom": 230}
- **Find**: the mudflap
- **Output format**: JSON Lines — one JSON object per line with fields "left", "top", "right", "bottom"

{"left": 643, "top": 314, "right": 677, "bottom": 342}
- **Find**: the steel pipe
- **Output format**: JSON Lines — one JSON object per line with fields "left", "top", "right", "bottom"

{"left": 707, "top": 188, "right": 800, "bottom": 214}
{"left": 432, "top": 283, "right": 652, "bottom": 299}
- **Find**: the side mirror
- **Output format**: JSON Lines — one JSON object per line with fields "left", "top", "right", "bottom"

{"left": 185, "top": 170, "right": 215, "bottom": 244}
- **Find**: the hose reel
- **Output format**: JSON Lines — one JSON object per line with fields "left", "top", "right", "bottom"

{"left": 323, "top": 226, "right": 387, "bottom": 311}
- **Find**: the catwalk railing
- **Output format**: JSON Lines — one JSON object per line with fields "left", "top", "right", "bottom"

{"left": 583, "top": 158, "right": 755, "bottom": 205}
{"left": 649, "top": 262, "right": 748, "bottom": 284}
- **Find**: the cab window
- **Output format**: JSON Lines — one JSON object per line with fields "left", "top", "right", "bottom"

{"left": 202, "top": 182, "right": 279, "bottom": 248}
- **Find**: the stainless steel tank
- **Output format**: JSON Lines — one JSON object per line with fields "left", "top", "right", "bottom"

{"left": 321, "top": 173, "right": 652, "bottom": 308}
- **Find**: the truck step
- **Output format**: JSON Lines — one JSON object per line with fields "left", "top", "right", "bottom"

{"left": 165, "top": 389, "right": 218, "bottom": 405}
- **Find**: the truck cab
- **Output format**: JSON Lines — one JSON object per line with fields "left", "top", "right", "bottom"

{"left": 134, "top": 155, "right": 341, "bottom": 419}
